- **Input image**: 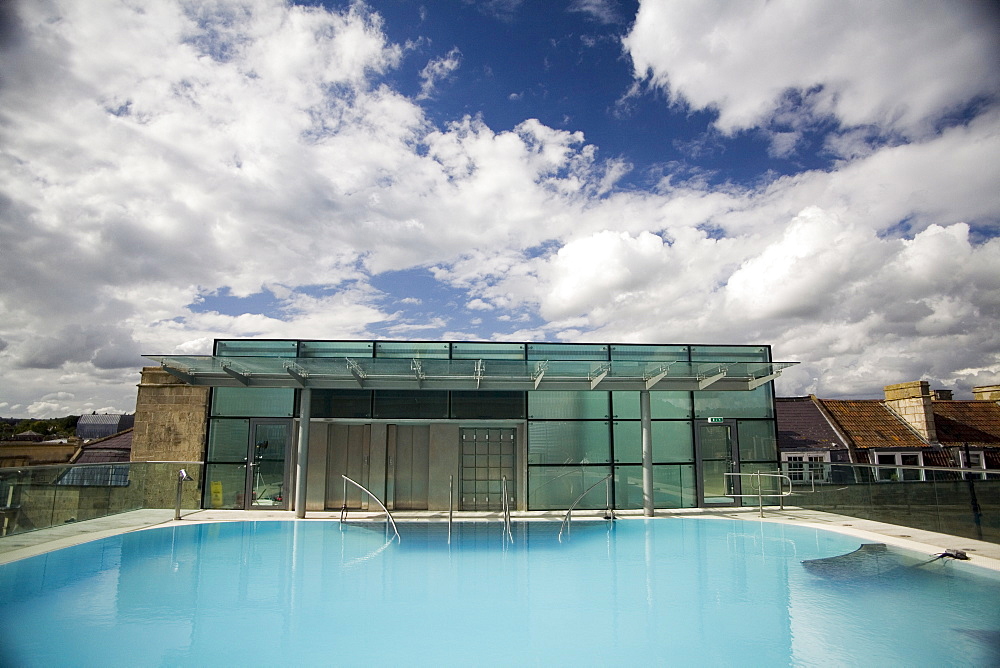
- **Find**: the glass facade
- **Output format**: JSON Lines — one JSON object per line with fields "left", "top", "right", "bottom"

{"left": 204, "top": 339, "right": 780, "bottom": 511}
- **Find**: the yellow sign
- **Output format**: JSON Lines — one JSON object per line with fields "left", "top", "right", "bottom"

{"left": 210, "top": 481, "right": 224, "bottom": 508}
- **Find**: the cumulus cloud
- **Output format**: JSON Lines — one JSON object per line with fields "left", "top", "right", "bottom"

{"left": 0, "top": 0, "right": 997, "bottom": 416}
{"left": 417, "top": 47, "right": 462, "bottom": 100}
{"left": 624, "top": 0, "right": 1000, "bottom": 139}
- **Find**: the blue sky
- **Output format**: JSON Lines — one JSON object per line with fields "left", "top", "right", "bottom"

{"left": 1, "top": 0, "right": 998, "bottom": 416}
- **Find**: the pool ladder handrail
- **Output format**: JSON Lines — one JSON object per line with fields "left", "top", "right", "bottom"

{"left": 501, "top": 475, "right": 513, "bottom": 543}
{"left": 340, "top": 475, "right": 401, "bottom": 542}
{"left": 723, "top": 471, "right": 793, "bottom": 518}
{"left": 558, "top": 473, "right": 615, "bottom": 542}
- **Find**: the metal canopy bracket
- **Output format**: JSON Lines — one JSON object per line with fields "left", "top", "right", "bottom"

{"left": 221, "top": 362, "right": 250, "bottom": 386}
{"left": 697, "top": 365, "right": 728, "bottom": 390}
{"left": 284, "top": 361, "right": 309, "bottom": 387}
{"left": 747, "top": 371, "right": 781, "bottom": 391}
{"left": 161, "top": 363, "right": 196, "bottom": 385}
{"left": 533, "top": 361, "right": 548, "bottom": 389}
{"left": 411, "top": 360, "right": 425, "bottom": 388}
{"left": 644, "top": 363, "right": 673, "bottom": 390}
{"left": 590, "top": 363, "right": 610, "bottom": 390}
{"left": 346, "top": 358, "right": 366, "bottom": 387}
{"left": 474, "top": 359, "right": 485, "bottom": 389}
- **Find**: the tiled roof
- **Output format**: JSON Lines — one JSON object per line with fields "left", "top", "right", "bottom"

{"left": 73, "top": 429, "right": 132, "bottom": 464}
{"left": 818, "top": 399, "right": 927, "bottom": 450}
{"left": 931, "top": 401, "right": 1000, "bottom": 448}
{"left": 776, "top": 397, "right": 848, "bottom": 451}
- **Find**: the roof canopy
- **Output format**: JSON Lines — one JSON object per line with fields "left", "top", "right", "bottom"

{"left": 145, "top": 355, "right": 797, "bottom": 392}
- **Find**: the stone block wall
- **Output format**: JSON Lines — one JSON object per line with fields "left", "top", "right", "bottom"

{"left": 132, "top": 367, "right": 210, "bottom": 462}
{"left": 883, "top": 380, "right": 936, "bottom": 442}
{"left": 973, "top": 385, "right": 1000, "bottom": 401}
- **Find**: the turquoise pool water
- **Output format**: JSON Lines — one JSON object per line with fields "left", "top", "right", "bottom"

{"left": 1, "top": 518, "right": 998, "bottom": 666}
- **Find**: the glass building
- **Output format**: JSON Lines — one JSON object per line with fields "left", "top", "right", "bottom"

{"left": 146, "top": 340, "right": 796, "bottom": 514}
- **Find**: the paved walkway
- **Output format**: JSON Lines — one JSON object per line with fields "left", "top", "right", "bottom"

{"left": 2, "top": 506, "right": 998, "bottom": 570}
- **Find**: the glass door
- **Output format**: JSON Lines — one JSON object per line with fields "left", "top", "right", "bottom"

{"left": 695, "top": 420, "right": 740, "bottom": 507}
{"left": 247, "top": 420, "right": 290, "bottom": 509}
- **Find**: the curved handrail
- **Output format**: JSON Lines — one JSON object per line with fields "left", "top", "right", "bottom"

{"left": 558, "top": 473, "right": 613, "bottom": 542}
{"left": 501, "top": 476, "right": 513, "bottom": 543}
{"left": 340, "top": 475, "right": 401, "bottom": 542}
{"left": 723, "top": 471, "right": 793, "bottom": 518}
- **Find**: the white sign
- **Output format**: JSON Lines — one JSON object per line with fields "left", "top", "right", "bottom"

{"left": 707, "top": 417, "right": 724, "bottom": 423}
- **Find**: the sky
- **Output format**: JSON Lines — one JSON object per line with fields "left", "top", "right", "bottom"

{"left": 1, "top": 0, "right": 998, "bottom": 418}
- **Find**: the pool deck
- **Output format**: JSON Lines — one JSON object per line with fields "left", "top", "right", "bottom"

{"left": 2, "top": 506, "right": 998, "bottom": 570}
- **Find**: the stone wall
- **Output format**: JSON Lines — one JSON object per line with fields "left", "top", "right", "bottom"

{"left": 973, "top": 385, "right": 1000, "bottom": 401}
{"left": 883, "top": 380, "right": 936, "bottom": 442}
{"left": 132, "top": 367, "right": 209, "bottom": 462}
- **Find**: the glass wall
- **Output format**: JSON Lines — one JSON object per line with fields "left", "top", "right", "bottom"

{"left": 207, "top": 339, "right": 780, "bottom": 511}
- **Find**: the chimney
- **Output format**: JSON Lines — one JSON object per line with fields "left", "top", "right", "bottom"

{"left": 883, "top": 381, "right": 937, "bottom": 443}
{"left": 932, "top": 389, "right": 953, "bottom": 400}
{"left": 972, "top": 385, "right": 1000, "bottom": 401}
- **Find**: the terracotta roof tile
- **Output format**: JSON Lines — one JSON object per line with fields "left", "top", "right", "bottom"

{"left": 931, "top": 401, "right": 1000, "bottom": 448}
{"left": 818, "top": 399, "right": 927, "bottom": 449}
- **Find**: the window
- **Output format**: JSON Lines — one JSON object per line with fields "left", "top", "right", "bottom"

{"left": 874, "top": 451, "right": 924, "bottom": 481}
{"left": 958, "top": 449, "right": 987, "bottom": 480}
{"left": 781, "top": 453, "right": 829, "bottom": 483}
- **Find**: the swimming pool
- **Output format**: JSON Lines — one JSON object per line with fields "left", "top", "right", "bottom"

{"left": 1, "top": 518, "right": 998, "bottom": 666}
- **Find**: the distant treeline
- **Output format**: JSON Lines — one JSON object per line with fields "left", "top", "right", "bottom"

{"left": 0, "top": 416, "right": 80, "bottom": 440}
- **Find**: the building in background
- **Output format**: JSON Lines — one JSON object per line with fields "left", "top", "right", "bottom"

{"left": 135, "top": 340, "right": 796, "bottom": 514}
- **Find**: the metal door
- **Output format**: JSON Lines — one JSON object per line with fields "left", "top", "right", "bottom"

{"left": 325, "top": 424, "right": 371, "bottom": 510}
{"left": 695, "top": 420, "right": 740, "bottom": 507}
{"left": 387, "top": 425, "right": 429, "bottom": 510}
{"left": 247, "top": 420, "right": 291, "bottom": 509}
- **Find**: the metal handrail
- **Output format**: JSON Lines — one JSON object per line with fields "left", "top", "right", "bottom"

{"left": 558, "top": 473, "right": 614, "bottom": 542}
{"left": 448, "top": 474, "right": 454, "bottom": 544}
{"left": 340, "top": 475, "right": 400, "bottom": 542}
{"left": 724, "top": 471, "right": 793, "bottom": 518}
{"left": 501, "top": 476, "right": 513, "bottom": 543}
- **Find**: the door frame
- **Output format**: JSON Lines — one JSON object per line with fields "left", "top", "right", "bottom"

{"left": 246, "top": 418, "right": 292, "bottom": 510}
{"left": 694, "top": 418, "right": 741, "bottom": 508}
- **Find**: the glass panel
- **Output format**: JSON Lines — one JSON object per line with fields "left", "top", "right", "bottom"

{"left": 250, "top": 423, "right": 287, "bottom": 507}
{"left": 299, "top": 341, "right": 373, "bottom": 357}
{"left": 375, "top": 342, "right": 450, "bottom": 358}
{"left": 526, "top": 343, "right": 609, "bottom": 361}
{"left": 689, "top": 345, "right": 769, "bottom": 362}
{"left": 450, "top": 392, "right": 525, "bottom": 419}
{"left": 373, "top": 391, "right": 448, "bottom": 419}
{"left": 739, "top": 463, "right": 783, "bottom": 496}
{"left": 612, "top": 391, "right": 692, "bottom": 419}
{"left": 702, "top": 459, "right": 734, "bottom": 502}
{"left": 207, "top": 419, "right": 249, "bottom": 462}
{"left": 451, "top": 342, "right": 526, "bottom": 360}
{"left": 693, "top": 385, "right": 774, "bottom": 419}
{"left": 737, "top": 420, "right": 778, "bottom": 461}
{"left": 211, "top": 387, "right": 295, "bottom": 417}
{"left": 528, "top": 391, "right": 609, "bottom": 419}
{"left": 527, "top": 465, "right": 611, "bottom": 510}
{"left": 614, "top": 464, "right": 696, "bottom": 509}
{"left": 699, "top": 424, "right": 732, "bottom": 460}
{"left": 527, "top": 421, "right": 610, "bottom": 464}
{"left": 203, "top": 463, "right": 248, "bottom": 509}
{"left": 215, "top": 340, "right": 298, "bottom": 357}
{"left": 310, "top": 390, "right": 372, "bottom": 418}
{"left": 610, "top": 344, "right": 688, "bottom": 361}
{"left": 612, "top": 421, "right": 694, "bottom": 463}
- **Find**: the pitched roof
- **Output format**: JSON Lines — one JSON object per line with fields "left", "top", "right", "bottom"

{"left": 932, "top": 400, "right": 1000, "bottom": 448}
{"left": 818, "top": 399, "right": 927, "bottom": 450}
{"left": 776, "top": 397, "right": 848, "bottom": 451}
{"left": 72, "top": 429, "right": 132, "bottom": 464}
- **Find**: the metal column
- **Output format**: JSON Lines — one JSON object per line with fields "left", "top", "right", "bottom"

{"left": 641, "top": 389, "right": 653, "bottom": 517}
{"left": 294, "top": 388, "right": 311, "bottom": 519}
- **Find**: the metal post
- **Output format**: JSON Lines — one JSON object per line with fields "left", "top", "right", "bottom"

{"left": 175, "top": 468, "right": 194, "bottom": 521}
{"left": 294, "top": 388, "right": 312, "bottom": 519}
{"left": 640, "top": 389, "right": 654, "bottom": 517}
{"left": 448, "top": 475, "right": 453, "bottom": 544}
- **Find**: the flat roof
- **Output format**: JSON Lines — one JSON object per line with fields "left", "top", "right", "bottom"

{"left": 144, "top": 355, "right": 797, "bottom": 392}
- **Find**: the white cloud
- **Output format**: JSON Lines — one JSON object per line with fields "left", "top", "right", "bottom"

{"left": 417, "top": 47, "right": 462, "bottom": 100}
{"left": 624, "top": 0, "right": 1000, "bottom": 138}
{"left": 0, "top": 0, "right": 997, "bottom": 416}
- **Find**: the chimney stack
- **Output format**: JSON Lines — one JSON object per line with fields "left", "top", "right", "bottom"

{"left": 883, "top": 381, "right": 937, "bottom": 443}
{"left": 972, "top": 385, "right": 1000, "bottom": 401}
